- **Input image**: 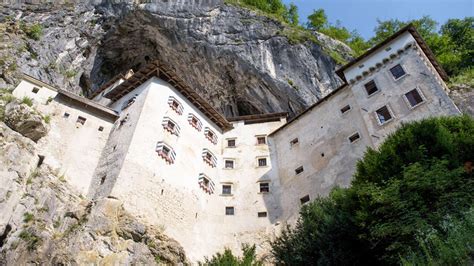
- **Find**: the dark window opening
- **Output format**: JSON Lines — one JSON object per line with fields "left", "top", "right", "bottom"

{"left": 257, "top": 136, "right": 266, "bottom": 145}
{"left": 225, "top": 207, "right": 235, "bottom": 215}
{"left": 300, "top": 195, "right": 310, "bottom": 204}
{"left": 290, "top": 138, "right": 299, "bottom": 146}
{"left": 258, "top": 212, "right": 267, "bottom": 218}
{"left": 32, "top": 87, "right": 40, "bottom": 94}
{"left": 376, "top": 106, "right": 393, "bottom": 124}
{"left": 349, "top": 132, "right": 361, "bottom": 143}
{"left": 340, "top": 105, "right": 351, "bottom": 114}
{"left": 227, "top": 139, "right": 236, "bottom": 148}
{"left": 321, "top": 153, "right": 325, "bottom": 157}
{"left": 364, "top": 80, "right": 379, "bottom": 96}
{"left": 76, "top": 116, "right": 87, "bottom": 125}
{"left": 98, "top": 126, "right": 104, "bottom": 132}
{"left": 390, "top": 64, "right": 406, "bottom": 79}
{"left": 222, "top": 185, "right": 232, "bottom": 195}
{"left": 258, "top": 158, "right": 267, "bottom": 167}
{"left": 405, "top": 89, "right": 424, "bottom": 107}
{"left": 295, "top": 166, "right": 304, "bottom": 175}
{"left": 63, "top": 112, "right": 70, "bottom": 118}
{"left": 225, "top": 160, "right": 234, "bottom": 169}
{"left": 162, "top": 146, "right": 170, "bottom": 156}
{"left": 260, "top": 182, "right": 270, "bottom": 193}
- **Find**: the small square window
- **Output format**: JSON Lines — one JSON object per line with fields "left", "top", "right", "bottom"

{"left": 76, "top": 116, "right": 87, "bottom": 125}
{"left": 32, "top": 87, "right": 40, "bottom": 93}
{"left": 349, "top": 132, "right": 360, "bottom": 143}
{"left": 167, "top": 120, "right": 175, "bottom": 130}
{"left": 364, "top": 80, "right": 379, "bottom": 96}
{"left": 405, "top": 88, "right": 424, "bottom": 108}
{"left": 390, "top": 64, "right": 406, "bottom": 79}
{"left": 295, "top": 166, "right": 304, "bottom": 175}
{"left": 222, "top": 185, "right": 232, "bottom": 195}
{"left": 290, "top": 138, "right": 299, "bottom": 146}
{"left": 258, "top": 158, "right": 267, "bottom": 167}
{"left": 260, "top": 182, "right": 269, "bottom": 193}
{"left": 225, "top": 207, "right": 234, "bottom": 215}
{"left": 227, "top": 139, "right": 236, "bottom": 148}
{"left": 63, "top": 112, "right": 70, "bottom": 118}
{"left": 225, "top": 160, "right": 234, "bottom": 169}
{"left": 162, "top": 146, "right": 170, "bottom": 156}
{"left": 300, "top": 195, "right": 310, "bottom": 205}
{"left": 375, "top": 106, "right": 393, "bottom": 125}
{"left": 340, "top": 105, "right": 351, "bottom": 114}
{"left": 98, "top": 126, "right": 104, "bottom": 132}
{"left": 258, "top": 212, "right": 267, "bottom": 218}
{"left": 257, "top": 136, "right": 266, "bottom": 145}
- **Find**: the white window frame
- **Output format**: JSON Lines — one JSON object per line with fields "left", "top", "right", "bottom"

{"left": 389, "top": 63, "right": 407, "bottom": 81}
{"left": 374, "top": 104, "right": 395, "bottom": 126}
{"left": 403, "top": 87, "right": 426, "bottom": 109}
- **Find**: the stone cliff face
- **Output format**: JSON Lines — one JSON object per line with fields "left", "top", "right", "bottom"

{"left": 0, "top": 119, "right": 188, "bottom": 264}
{"left": 0, "top": 0, "right": 351, "bottom": 117}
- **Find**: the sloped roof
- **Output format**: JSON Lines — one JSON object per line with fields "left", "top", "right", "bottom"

{"left": 102, "top": 60, "right": 233, "bottom": 132}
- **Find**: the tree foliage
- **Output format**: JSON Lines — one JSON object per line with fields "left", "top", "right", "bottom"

{"left": 272, "top": 116, "right": 474, "bottom": 265}
{"left": 201, "top": 244, "right": 263, "bottom": 266}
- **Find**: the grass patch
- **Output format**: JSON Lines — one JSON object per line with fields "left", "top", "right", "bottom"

{"left": 63, "top": 69, "right": 77, "bottom": 79}
{"left": 21, "top": 96, "right": 33, "bottom": 107}
{"left": 23, "top": 212, "right": 35, "bottom": 223}
{"left": 43, "top": 115, "right": 51, "bottom": 124}
{"left": 20, "top": 22, "right": 43, "bottom": 41}
{"left": 18, "top": 230, "right": 41, "bottom": 250}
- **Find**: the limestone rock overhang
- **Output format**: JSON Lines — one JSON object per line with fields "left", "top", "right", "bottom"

{"left": 102, "top": 60, "right": 234, "bottom": 132}
{"left": 335, "top": 24, "right": 448, "bottom": 83}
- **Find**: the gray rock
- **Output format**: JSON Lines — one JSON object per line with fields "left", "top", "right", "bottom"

{"left": 4, "top": 101, "right": 49, "bottom": 142}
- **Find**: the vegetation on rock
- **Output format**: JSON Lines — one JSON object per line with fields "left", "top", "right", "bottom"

{"left": 271, "top": 115, "right": 474, "bottom": 265}
{"left": 20, "top": 22, "right": 43, "bottom": 41}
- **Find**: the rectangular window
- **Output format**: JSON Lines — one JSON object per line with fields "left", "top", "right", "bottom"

{"left": 258, "top": 158, "right": 267, "bottom": 167}
{"left": 290, "top": 138, "right": 299, "bottom": 146}
{"left": 225, "top": 207, "right": 235, "bottom": 215}
{"left": 76, "top": 116, "right": 87, "bottom": 125}
{"left": 364, "top": 80, "right": 379, "bottom": 96}
{"left": 156, "top": 142, "right": 176, "bottom": 164}
{"left": 168, "top": 96, "right": 183, "bottom": 115}
{"left": 198, "top": 173, "right": 215, "bottom": 194}
{"left": 32, "top": 87, "right": 40, "bottom": 93}
{"left": 349, "top": 132, "right": 360, "bottom": 143}
{"left": 375, "top": 106, "right": 393, "bottom": 125}
{"left": 222, "top": 185, "right": 232, "bottom": 195}
{"left": 257, "top": 136, "right": 266, "bottom": 145}
{"left": 202, "top": 149, "right": 217, "bottom": 167}
{"left": 300, "top": 195, "right": 310, "bottom": 204}
{"left": 98, "top": 126, "right": 104, "bottom": 132}
{"left": 227, "top": 139, "right": 236, "bottom": 148}
{"left": 390, "top": 64, "right": 406, "bottom": 79}
{"left": 188, "top": 114, "right": 202, "bottom": 131}
{"left": 405, "top": 88, "right": 424, "bottom": 108}
{"left": 295, "top": 166, "right": 304, "bottom": 175}
{"left": 340, "top": 105, "right": 351, "bottom": 114}
{"left": 225, "top": 160, "right": 234, "bottom": 169}
{"left": 259, "top": 182, "right": 269, "bottom": 193}
{"left": 63, "top": 112, "right": 70, "bottom": 118}
{"left": 258, "top": 212, "right": 267, "bottom": 218}
{"left": 162, "top": 117, "right": 180, "bottom": 136}
{"left": 205, "top": 127, "right": 218, "bottom": 145}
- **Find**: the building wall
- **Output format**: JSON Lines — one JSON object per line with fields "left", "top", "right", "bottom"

{"left": 12, "top": 80, "right": 115, "bottom": 195}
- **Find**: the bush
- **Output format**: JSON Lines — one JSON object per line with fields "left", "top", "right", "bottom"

{"left": 271, "top": 116, "right": 474, "bottom": 265}
{"left": 201, "top": 244, "right": 263, "bottom": 266}
{"left": 21, "top": 96, "right": 33, "bottom": 107}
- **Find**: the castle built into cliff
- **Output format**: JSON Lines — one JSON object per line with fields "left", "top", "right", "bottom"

{"left": 12, "top": 25, "right": 460, "bottom": 261}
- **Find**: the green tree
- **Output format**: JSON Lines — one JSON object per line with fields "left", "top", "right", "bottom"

{"left": 286, "top": 3, "right": 299, "bottom": 26}
{"left": 307, "top": 9, "right": 327, "bottom": 30}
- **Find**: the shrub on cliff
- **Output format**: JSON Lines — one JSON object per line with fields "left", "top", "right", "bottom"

{"left": 271, "top": 115, "right": 474, "bottom": 265}
{"left": 201, "top": 244, "right": 263, "bottom": 266}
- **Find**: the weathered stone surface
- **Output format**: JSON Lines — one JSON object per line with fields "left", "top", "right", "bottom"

{"left": 4, "top": 101, "right": 49, "bottom": 142}
{"left": 0, "top": 122, "right": 188, "bottom": 265}
{"left": 449, "top": 85, "right": 474, "bottom": 117}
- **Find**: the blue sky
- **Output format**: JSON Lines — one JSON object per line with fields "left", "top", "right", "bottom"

{"left": 282, "top": 0, "right": 473, "bottom": 39}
